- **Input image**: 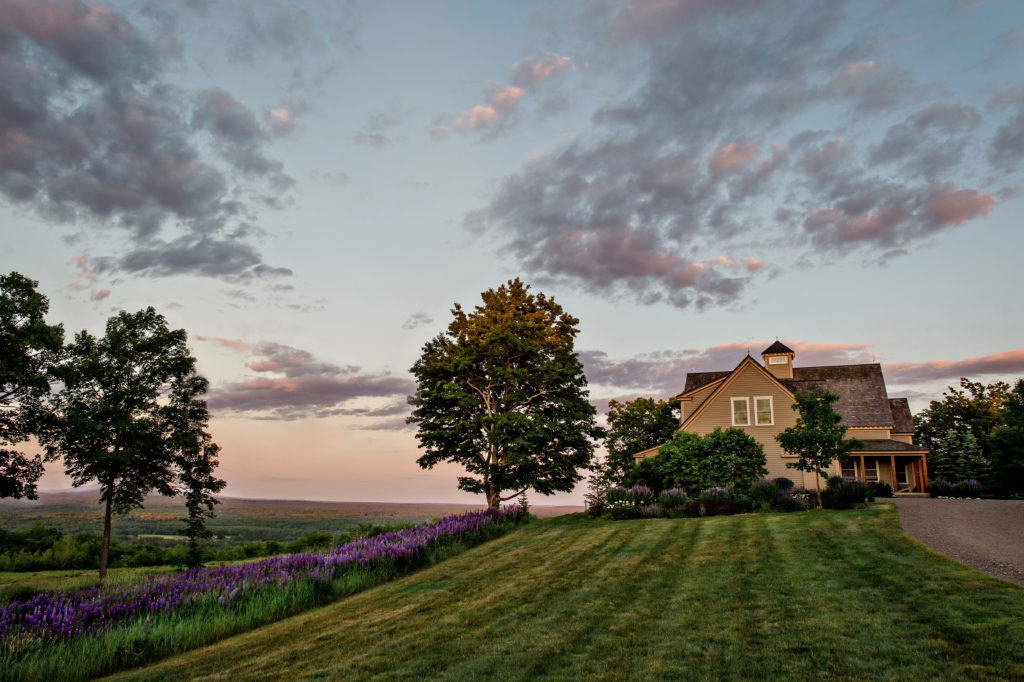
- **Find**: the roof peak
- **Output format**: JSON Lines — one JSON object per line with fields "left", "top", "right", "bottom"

{"left": 761, "top": 340, "right": 794, "bottom": 355}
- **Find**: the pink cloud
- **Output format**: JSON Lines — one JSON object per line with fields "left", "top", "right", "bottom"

{"left": 925, "top": 187, "right": 995, "bottom": 226}
{"left": 197, "top": 336, "right": 252, "bottom": 352}
{"left": 884, "top": 348, "right": 1024, "bottom": 384}
{"left": 708, "top": 141, "right": 758, "bottom": 175}
{"left": 90, "top": 288, "right": 110, "bottom": 301}
{"left": 266, "top": 107, "right": 296, "bottom": 135}
{"left": 453, "top": 87, "right": 525, "bottom": 133}
{"left": 510, "top": 55, "right": 572, "bottom": 89}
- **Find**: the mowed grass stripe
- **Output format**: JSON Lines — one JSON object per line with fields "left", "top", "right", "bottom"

{"left": 109, "top": 506, "right": 1024, "bottom": 681}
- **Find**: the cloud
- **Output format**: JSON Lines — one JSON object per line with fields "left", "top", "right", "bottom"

{"left": 467, "top": 3, "right": 1016, "bottom": 309}
{"left": 453, "top": 86, "right": 526, "bottom": 134}
{"left": 883, "top": 348, "right": 1024, "bottom": 384}
{"left": 869, "top": 102, "right": 981, "bottom": 180}
{"left": 402, "top": 312, "right": 433, "bottom": 330}
{"left": 207, "top": 341, "right": 415, "bottom": 420}
{"left": 509, "top": 54, "right": 572, "bottom": 89}
{"left": 708, "top": 142, "right": 758, "bottom": 175}
{"left": 580, "top": 340, "right": 877, "bottom": 397}
{"left": 354, "top": 131, "right": 393, "bottom": 148}
{"left": 0, "top": 0, "right": 298, "bottom": 282}
{"left": 266, "top": 107, "right": 297, "bottom": 136}
{"left": 448, "top": 53, "right": 571, "bottom": 138}
{"left": 197, "top": 336, "right": 251, "bottom": 351}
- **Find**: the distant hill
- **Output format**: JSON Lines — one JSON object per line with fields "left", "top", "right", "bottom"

{"left": 0, "top": 491, "right": 580, "bottom": 542}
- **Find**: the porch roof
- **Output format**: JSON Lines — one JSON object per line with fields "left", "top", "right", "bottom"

{"left": 853, "top": 439, "right": 928, "bottom": 453}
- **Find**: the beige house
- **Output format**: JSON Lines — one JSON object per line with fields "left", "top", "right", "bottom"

{"left": 632, "top": 342, "right": 930, "bottom": 493}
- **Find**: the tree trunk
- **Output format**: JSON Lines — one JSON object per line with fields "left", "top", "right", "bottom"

{"left": 100, "top": 490, "right": 113, "bottom": 581}
{"left": 486, "top": 484, "right": 500, "bottom": 509}
{"left": 815, "top": 474, "right": 822, "bottom": 510}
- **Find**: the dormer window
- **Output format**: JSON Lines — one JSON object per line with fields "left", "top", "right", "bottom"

{"left": 731, "top": 397, "right": 750, "bottom": 426}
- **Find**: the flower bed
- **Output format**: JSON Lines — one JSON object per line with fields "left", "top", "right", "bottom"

{"left": 0, "top": 506, "right": 524, "bottom": 647}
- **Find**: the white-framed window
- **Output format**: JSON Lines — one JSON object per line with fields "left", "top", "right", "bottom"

{"left": 731, "top": 397, "right": 750, "bottom": 426}
{"left": 754, "top": 396, "right": 773, "bottom": 425}
{"left": 768, "top": 356, "right": 788, "bottom": 365}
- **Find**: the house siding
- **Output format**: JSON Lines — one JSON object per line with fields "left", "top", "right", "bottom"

{"left": 680, "top": 381, "right": 719, "bottom": 423}
{"left": 847, "top": 427, "right": 892, "bottom": 440}
{"left": 682, "top": 361, "right": 820, "bottom": 483}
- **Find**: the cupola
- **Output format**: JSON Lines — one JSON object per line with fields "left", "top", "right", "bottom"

{"left": 761, "top": 341, "right": 794, "bottom": 379}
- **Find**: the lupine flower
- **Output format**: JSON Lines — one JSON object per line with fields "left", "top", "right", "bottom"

{"left": 0, "top": 506, "right": 523, "bottom": 646}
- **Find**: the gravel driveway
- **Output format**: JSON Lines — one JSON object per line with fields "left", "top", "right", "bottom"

{"left": 890, "top": 497, "right": 1024, "bottom": 586}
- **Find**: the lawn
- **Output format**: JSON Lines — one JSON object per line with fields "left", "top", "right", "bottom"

{"left": 0, "top": 566, "right": 170, "bottom": 602}
{"left": 109, "top": 504, "right": 1024, "bottom": 680}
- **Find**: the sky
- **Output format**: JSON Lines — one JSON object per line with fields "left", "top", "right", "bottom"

{"left": 2, "top": 0, "right": 1024, "bottom": 505}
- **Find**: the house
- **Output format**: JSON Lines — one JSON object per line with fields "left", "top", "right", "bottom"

{"left": 632, "top": 341, "right": 930, "bottom": 493}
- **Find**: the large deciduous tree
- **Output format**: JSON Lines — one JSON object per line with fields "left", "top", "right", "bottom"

{"left": 408, "top": 279, "right": 600, "bottom": 508}
{"left": 42, "top": 307, "right": 222, "bottom": 579}
{"left": 913, "top": 379, "right": 1009, "bottom": 451}
{"left": 0, "top": 273, "right": 64, "bottom": 499}
{"left": 603, "top": 397, "right": 679, "bottom": 485}
{"left": 776, "top": 390, "right": 864, "bottom": 508}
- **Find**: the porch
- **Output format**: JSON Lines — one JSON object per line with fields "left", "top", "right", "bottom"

{"left": 841, "top": 441, "right": 930, "bottom": 493}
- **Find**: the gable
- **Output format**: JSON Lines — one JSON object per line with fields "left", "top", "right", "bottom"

{"left": 682, "top": 356, "right": 794, "bottom": 430}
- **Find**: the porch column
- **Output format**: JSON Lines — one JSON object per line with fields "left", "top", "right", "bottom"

{"left": 890, "top": 455, "right": 897, "bottom": 491}
{"left": 921, "top": 454, "right": 929, "bottom": 489}
{"left": 859, "top": 455, "right": 865, "bottom": 483}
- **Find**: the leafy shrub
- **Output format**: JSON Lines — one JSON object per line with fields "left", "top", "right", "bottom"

{"left": 607, "top": 501, "right": 644, "bottom": 520}
{"left": 773, "top": 495, "right": 809, "bottom": 512}
{"left": 749, "top": 479, "right": 781, "bottom": 511}
{"left": 872, "top": 482, "right": 893, "bottom": 498}
{"left": 658, "top": 488, "right": 687, "bottom": 511}
{"left": 821, "top": 478, "right": 875, "bottom": 509}
{"left": 929, "top": 479, "right": 983, "bottom": 498}
{"left": 773, "top": 477, "right": 795, "bottom": 492}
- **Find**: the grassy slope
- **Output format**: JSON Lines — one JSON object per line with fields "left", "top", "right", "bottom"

{"left": 111, "top": 505, "right": 1024, "bottom": 681}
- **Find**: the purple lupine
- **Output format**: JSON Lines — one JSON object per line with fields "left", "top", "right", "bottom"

{"left": 0, "top": 505, "right": 523, "bottom": 647}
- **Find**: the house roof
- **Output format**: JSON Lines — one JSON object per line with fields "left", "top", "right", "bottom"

{"left": 682, "top": 371, "right": 730, "bottom": 394}
{"left": 678, "top": 361, "right": 902, "bottom": 429}
{"left": 888, "top": 398, "right": 914, "bottom": 433}
{"left": 782, "top": 364, "right": 894, "bottom": 428}
{"left": 762, "top": 340, "right": 795, "bottom": 355}
{"left": 854, "top": 439, "right": 929, "bottom": 453}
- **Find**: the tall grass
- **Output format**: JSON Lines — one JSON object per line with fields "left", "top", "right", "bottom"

{"left": 1, "top": 508, "right": 525, "bottom": 682}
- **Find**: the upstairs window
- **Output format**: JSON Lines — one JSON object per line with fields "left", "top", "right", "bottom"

{"left": 768, "top": 356, "right": 788, "bottom": 365}
{"left": 731, "top": 397, "right": 749, "bottom": 426}
{"left": 755, "top": 396, "right": 773, "bottom": 425}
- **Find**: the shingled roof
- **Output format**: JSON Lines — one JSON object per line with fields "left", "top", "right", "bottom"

{"left": 855, "top": 439, "right": 929, "bottom": 453}
{"left": 784, "top": 364, "right": 894, "bottom": 428}
{"left": 888, "top": 398, "right": 914, "bottom": 434}
{"left": 762, "top": 340, "right": 794, "bottom": 355}
{"left": 682, "top": 371, "right": 730, "bottom": 393}
{"left": 679, "top": 361, "right": 900, "bottom": 428}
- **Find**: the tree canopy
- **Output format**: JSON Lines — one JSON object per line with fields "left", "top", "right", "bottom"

{"left": 776, "top": 390, "right": 864, "bottom": 507}
{"left": 913, "top": 377, "right": 1023, "bottom": 496}
{"left": 632, "top": 428, "right": 767, "bottom": 493}
{"left": 42, "top": 307, "right": 222, "bottom": 578}
{"left": 603, "top": 397, "right": 679, "bottom": 485}
{"left": 408, "top": 279, "right": 600, "bottom": 508}
{"left": 0, "top": 272, "right": 64, "bottom": 499}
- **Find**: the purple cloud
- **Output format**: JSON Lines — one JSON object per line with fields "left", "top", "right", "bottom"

{"left": 466, "top": 2, "right": 1016, "bottom": 309}
{"left": 206, "top": 341, "right": 415, "bottom": 420}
